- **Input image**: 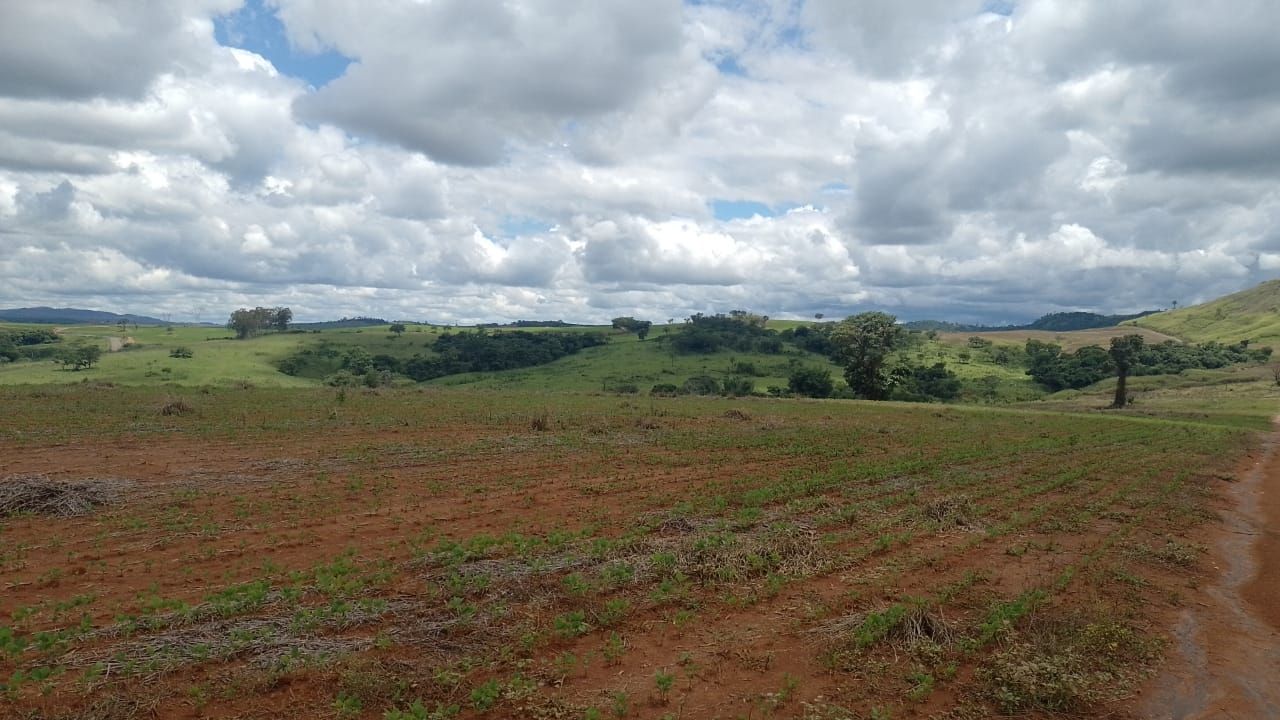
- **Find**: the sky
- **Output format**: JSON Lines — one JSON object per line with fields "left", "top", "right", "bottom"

{"left": 2, "top": 1, "right": 1280, "bottom": 324}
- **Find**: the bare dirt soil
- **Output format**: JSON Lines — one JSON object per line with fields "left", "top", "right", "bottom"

{"left": 1140, "top": 420, "right": 1280, "bottom": 719}
{"left": 0, "top": 393, "right": 1267, "bottom": 720}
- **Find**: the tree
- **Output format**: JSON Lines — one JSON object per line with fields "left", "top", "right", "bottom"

{"left": 1109, "top": 334, "right": 1145, "bottom": 408}
{"left": 57, "top": 344, "right": 102, "bottom": 371}
{"left": 830, "top": 312, "right": 905, "bottom": 400}
{"left": 228, "top": 306, "right": 292, "bottom": 339}
{"left": 611, "top": 316, "right": 653, "bottom": 341}
{"left": 389, "top": 323, "right": 407, "bottom": 337}
{"left": 272, "top": 307, "right": 292, "bottom": 332}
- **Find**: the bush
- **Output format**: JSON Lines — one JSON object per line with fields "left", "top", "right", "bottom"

{"left": 650, "top": 383, "right": 681, "bottom": 396}
{"left": 324, "top": 370, "right": 363, "bottom": 387}
{"left": 788, "top": 366, "right": 834, "bottom": 398}
{"left": 721, "top": 376, "right": 755, "bottom": 396}
{"left": 892, "top": 363, "right": 962, "bottom": 402}
{"left": 682, "top": 375, "right": 720, "bottom": 395}
{"left": 169, "top": 347, "right": 193, "bottom": 359}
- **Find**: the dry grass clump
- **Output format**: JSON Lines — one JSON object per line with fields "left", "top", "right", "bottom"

{"left": 0, "top": 474, "right": 130, "bottom": 518}
{"left": 816, "top": 601, "right": 956, "bottom": 651}
{"left": 159, "top": 397, "right": 195, "bottom": 416}
{"left": 65, "top": 616, "right": 376, "bottom": 680}
{"left": 1124, "top": 537, "right": 1204, "bottom": 568}
{"left": 977, "top": 614, "right": 1161, "bottom": 714}
{"left": 921, "top": 495, "right": 981, "bottom": 530}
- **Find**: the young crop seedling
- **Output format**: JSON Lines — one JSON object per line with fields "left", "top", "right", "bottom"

{"left": 654, "top": 668, "right": 674, "bottom": 703}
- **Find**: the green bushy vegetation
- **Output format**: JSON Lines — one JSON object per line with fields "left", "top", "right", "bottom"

{"left": 1026, "top": 338, "right": 1270, "bottom": 392}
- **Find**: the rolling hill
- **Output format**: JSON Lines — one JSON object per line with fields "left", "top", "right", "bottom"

{"left": 1130, "top": 279, "right": 1280, "bottom": 347}
{"left": 0, "top": 307, "right": 168, "bottom": 325}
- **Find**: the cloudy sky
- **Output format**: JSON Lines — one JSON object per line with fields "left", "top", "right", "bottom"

{"left": 1, "top": 0, "right": 1279, "bottom": 324}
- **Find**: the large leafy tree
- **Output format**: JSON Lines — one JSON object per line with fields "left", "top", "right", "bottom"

{"left": 831, "top": 312, "right": 905, "bottom": 400}
{"left": 228, "top": 307, "right": 292, "bottom": 339}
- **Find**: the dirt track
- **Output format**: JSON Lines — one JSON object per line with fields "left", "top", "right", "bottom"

{"left": 1141, "top": 420, "right": 1280, "bottom": 719}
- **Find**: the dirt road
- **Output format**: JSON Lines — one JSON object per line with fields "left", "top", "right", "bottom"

{"left": 1141, "top": 421, "right": 1280, "bottom": 719}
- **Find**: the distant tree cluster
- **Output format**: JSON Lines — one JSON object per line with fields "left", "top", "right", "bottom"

{"left": 227, "top": 307, "right": 292, "bottom": 339}
{"left": 778, "top": 324, "right": 837, "bottom": 356}
{"left": 1025, "top": 337, "right": 1271, "bottom": 392}
{"left": 399, "top": 331, "right": 607, "bottom": 381}
{"left": 0, "top": 328, "right": 61, "bottom": 362}
{"left": 668, "top": 311, "right": 781, "bottom": 354}
{"left": 279, "top": 330, "right": 609, "bottom": 385}
{"left": 611, "top": 316, "right": 653, "bottom": 340}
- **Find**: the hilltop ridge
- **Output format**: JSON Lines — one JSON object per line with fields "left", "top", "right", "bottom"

{"left": 1130, "top": 279, "right": 1280, "bottom": 347}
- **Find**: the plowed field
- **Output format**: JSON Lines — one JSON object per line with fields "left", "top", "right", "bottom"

{"left": 0, "top": 386, "right": 1264, "bottom": 719}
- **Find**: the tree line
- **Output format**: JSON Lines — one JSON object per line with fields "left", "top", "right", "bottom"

{"left": 278, "top": 330, "right": 608, "bottom": 386}
{"left": 1025, "top": 336, "right": 1271, "bottom": 399}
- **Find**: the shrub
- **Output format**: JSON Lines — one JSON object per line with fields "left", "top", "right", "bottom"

{"left": 169, "top": 347, "right": 193, "bottom": 359}
{"left": 721, "top": 376, "right": 754, "bottom": 396}
{"left": 788, "top": 366, "right": 834, "bottom": 398}
{"left": 682, "top": 375, "right": 720, "bottom": 395}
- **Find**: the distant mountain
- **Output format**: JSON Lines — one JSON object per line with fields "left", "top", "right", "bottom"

{"left": 0, "top": 307, "right": 168, "bottom": 325}
{"left": 291, "top": 317, "right": 388, "bottom": 330}
{"left": 902, "top": 319, "right": 986, "bottom": 332}
{"left": 1131, "top": 279, "right": 1280, "bottom": 347}
{"left": 1025, "top": 310, "right": 1158, "bottom": 331}
{"left": 475, "top": 320, "right": 591, "bottom": 328}
{"left": 904, "top": 310, "right": 1159, "bottom": 334}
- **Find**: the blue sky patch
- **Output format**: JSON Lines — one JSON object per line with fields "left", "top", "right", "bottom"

{"left": 214, "top": 0, "right": 352, "bottom": 88}
{"left": 711, "top": 199, "right": 777, "bottom": 221}
{"left": 982, "top": 1, "right": 1016, "bottom": 16}
{"left": 715, "top": 54, "right": 748, "bottom": 77}
{"left": 499, "top": 215, "right": 556, "bottom": 238}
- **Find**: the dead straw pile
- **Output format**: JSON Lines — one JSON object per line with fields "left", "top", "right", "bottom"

{"left": 0, "top": 474, "right": 131, "bottom": 517}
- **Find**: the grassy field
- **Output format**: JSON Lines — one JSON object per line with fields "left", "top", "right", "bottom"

{"left": 0, "top": 324, "right": 313, "bottom": 388}
{"left": 0, "top": 381, "right": 1265, "bottom": 719}
{"left": 1131, "top": 279, "right": 1280, "bottom": 346}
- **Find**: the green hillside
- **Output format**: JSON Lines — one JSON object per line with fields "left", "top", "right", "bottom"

{"left": 0, "top": 318, "right": 1047, "bottom": 400}
{"left": 5, "top": 287, "right": 1274, "bottom": 402}
{"left": 1130, "top": 279, "right": 1280, "bottom": 347}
